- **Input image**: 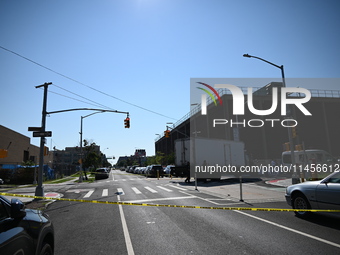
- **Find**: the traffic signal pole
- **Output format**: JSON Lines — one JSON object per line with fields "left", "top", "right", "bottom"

{"left": 35, "top": 82, "right": 52, "bottom": 197}
{"left": 33, "top": 82, "right": 129, "bottom": 197}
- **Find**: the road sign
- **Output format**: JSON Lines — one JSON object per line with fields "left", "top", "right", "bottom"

{"left": 33, "top": 131, "right": 52, "bottom": 137}
{"left": 28, "top": 127, "right": 42, "bottom": 131}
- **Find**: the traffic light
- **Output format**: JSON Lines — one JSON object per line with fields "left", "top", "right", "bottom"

{"left": 295, "top": 144, "right": 302, "bottom": 151}
{"left": 292, "top": 126, "right": 297, "bottom": 138}
{"left": 283, "top": 142, "right": 290, "bottom": 151}
{"left": 124, "top": 117, "right": 130, "bottom": 128}
{"left": 164, "top": 130, "right": 170, "bottom": 138}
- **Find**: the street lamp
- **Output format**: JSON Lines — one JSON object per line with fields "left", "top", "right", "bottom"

{"left": 79, "top": 111, "right": 105, "bottom": 182}
{"left": 243, "top": 53, "right": 297, "bottom": 183}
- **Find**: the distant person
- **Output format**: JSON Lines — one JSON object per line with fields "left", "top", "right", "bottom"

{"left": 184, "top": 163, "right": 190, "bottom": 183}
{"left": 271, "top": 159, "right": 277, "bottom": 167}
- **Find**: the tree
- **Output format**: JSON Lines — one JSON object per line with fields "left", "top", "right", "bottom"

{"left": 155, "top": 151, "right": 165, "bottom": 165}
{"left": 82, "top": 140, "right": 101, "bottom": 179}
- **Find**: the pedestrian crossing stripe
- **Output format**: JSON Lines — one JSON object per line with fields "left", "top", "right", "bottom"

{"left": 102, "top": 189, "right": 108, "bottom": 197}
{"left": 131, "top": 187, "right": 141, "bottom": 194}
{"left": 84, "top": 190, "right": 94, "bottom": 198}
{"left": 2, "top": 192, "right": 340, "bottom": 213}
{"left": 157, "top": 186, "right": 173, "bottom": 192}
{"left": 117, "top": 188, "right": 125, "bottom": 195}
{"left": 144, "top": 187, "right": 157, "bottom": 193}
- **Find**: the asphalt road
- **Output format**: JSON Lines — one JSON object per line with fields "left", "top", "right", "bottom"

{"left": 44, "top": 170, "right": 340, "bottom": 254}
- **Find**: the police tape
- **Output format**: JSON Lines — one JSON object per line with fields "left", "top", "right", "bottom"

{"left": 1, "top": 192, "right": 340, "bottom": 213}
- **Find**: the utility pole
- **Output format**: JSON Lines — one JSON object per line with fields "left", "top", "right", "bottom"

{"left": 35, "top": 82, "right": 52, "bottom": 197}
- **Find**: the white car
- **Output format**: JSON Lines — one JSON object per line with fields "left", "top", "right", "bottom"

{"left": 285, "top": 171, "right": 340, "bottom": 217}
{"left": 164, "top": 165, "right": 175, "bottom": 175}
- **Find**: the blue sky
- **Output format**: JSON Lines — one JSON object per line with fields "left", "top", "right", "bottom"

{"left": 1, "top": 0, "right": 339, "bottom": 164}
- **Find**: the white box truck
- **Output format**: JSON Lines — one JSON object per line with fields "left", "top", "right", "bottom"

{"left": 173, "top": 138, "right": 245, "bottom": 179}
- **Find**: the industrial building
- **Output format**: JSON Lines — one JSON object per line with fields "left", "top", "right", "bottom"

{"left": 155, "top": 82, "right": 340, "bottom": 165}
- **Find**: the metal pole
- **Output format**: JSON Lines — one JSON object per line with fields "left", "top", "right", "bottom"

{"left": 239, "top": 175, "right": 244, "bottom": 202}
{"left": 35, "top": 82, "right": 52, "bottom": 197}
{"left": 281, "top": 66, "right": 297, "bottom": 184}
{"left": 79, "top": 116, "right": 84, "bottom": 182}
{"left": 243, "top": 54, "right": 296, "bottom": 182}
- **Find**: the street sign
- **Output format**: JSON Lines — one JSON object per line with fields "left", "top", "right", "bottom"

{"left": 33, "top": 131, "right": 52, "bottom": 137}
{"left": 28, "top": 127, "right": 42, "bottom": 131}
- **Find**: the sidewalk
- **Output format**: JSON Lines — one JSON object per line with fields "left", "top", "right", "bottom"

{"left": 0, "top": 176, "right": 79, "bottom": 205}
{"left": 2, "top": 191, "right": 62, "bottom": 204}
{"left": 178, "top": 177, "right": 292, "bottom": 203}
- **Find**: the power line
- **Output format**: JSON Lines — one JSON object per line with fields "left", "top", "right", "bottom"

{"left": 52, "top": 83, "right": 114, "bottom": 110}
{"left": 46, "top": 89, "right": 110, "bottom": 109}
{"left": 0, "top": 45, "right": 177, "bottom": 120}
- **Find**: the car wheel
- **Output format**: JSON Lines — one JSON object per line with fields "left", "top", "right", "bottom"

{"left": 292, "top": 193, "right": 311, "bottom": 218}
{"left": 40, "top": 242, "right": 53, "bottom": 255}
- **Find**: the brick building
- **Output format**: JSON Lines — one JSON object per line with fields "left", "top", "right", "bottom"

{"left": 0, "top": 125, "right": 53, "bottom": 166}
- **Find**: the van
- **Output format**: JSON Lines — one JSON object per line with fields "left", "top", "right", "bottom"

{"left": 282, "top": 149, "right": 334, "bottom": 167}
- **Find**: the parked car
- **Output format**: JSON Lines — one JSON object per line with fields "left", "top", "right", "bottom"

{"left": 147, "top": 165, "right": 164, "bottom": 177}
{"left": 95, "top": 168, "right": 109, "bottom": 180}
{"left": 0, "top": 195, "right": 54, "bottom": 254}
{"left": 285, "top": 171, "right": 340, "bottom": 218}
{"left": 164, "top": 165, "right": 175, "bottom": 175}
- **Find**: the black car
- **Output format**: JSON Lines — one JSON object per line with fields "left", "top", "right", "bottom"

{"left": 95, "top": 168, "right": 110, "bottom": 180}
{"left": 147, "top": 165, "right": 164, "bottom": 177}
{"left": 0, "top": 196, "right": 54, "bottom": 254}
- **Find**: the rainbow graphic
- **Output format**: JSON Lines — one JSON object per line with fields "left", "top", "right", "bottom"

{"left": 196, "top": 82, "right": 222, "bottom": 106}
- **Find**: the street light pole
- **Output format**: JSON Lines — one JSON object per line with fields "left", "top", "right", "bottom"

{"left": 79, "top": 111, "right": 109, "bottom": 182}
{"left": 243, "top": 54, "right": 297, "bottom": 183}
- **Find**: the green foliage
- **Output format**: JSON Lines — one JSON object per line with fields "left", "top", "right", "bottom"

{"left": 22, "top": 160, "right": 35, "bottom": 166}
{"left": 82, "top": 140, "right": 101, "bottom": 169}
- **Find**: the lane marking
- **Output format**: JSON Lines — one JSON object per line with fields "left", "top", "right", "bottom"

{"left": 235, "top": 210, "right": 340, "bottom": 249}
{"left": 117, "top": 188, "right": 125, "bottom": 195}
{"left": 131, "top": 187, "right": 142, "bottom": 194}
{"left": 169, "top": 185, "right": 188, "bottom": 191}
{"left": 123, "top": 196, "right": 195, "bottom": 204}
{"left": 83, "top": 190, "right": 94, "bottom": 198}
{"left": 157, "top": 186, "right": 173, "bottom": 192}
{"left": 144, "top": 187, "right": 158, "bottom": 193}
{"left": 118, "top": 195, "right": 135, "bottom": 255}
{"left": 178, "top": 190, "right": 221, "bottom": 205}
{"left": 102, "top": 189, "right": 108, "bottom": 197}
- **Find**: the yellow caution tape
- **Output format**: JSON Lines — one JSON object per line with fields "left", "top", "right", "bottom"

{"left": 1, "top": 192, "right": 340, "bottom": 212}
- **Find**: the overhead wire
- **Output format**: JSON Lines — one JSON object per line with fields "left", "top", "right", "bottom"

{"left": 0, "top": 45, "right": 177, "bottom": 120}
{"left": 51, "top": 83, "right": 114, "bottom": 110}
{"left": 46, "top": 89, "right": 110, "bottom": 109}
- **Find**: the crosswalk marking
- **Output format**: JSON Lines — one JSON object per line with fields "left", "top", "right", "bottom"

{"left": 84, "top": 190, "right": 94, "bottom": 198}
{"left": 131, "top": 187, "right": 142, "bottom": 194}
{"left": 157, "top": 186, "right": 173, "bottom": 192}
{"left": 113, "top": 179, "right": 143, "bottom": 182}
{"left": 102, "top": 189, "right": 108, "bottom": 196}
{"left": 117, "top": 188, "right": 125, "bottom": 195}
{"left": 144, "top": 186, "right": 158, "bottom": 193}
{"left": 169, "top": 185, "right": 188, "bottom": 191}
{"left": 81, "top": 185, "right": 186, "bottom": 199}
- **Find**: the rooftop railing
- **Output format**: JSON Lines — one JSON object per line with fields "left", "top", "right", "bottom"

{"left": 156, "top": 87, "right": 340, "bottom": 141}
